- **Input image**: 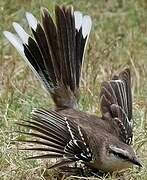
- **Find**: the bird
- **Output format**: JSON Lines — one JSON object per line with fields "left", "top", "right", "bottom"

{"left": 4, "top": 4, "right": 142, "bottom": 174}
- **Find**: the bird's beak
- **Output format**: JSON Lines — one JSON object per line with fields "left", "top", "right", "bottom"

{"left": 132, "top": 157, "right": 142, "bottom": 167}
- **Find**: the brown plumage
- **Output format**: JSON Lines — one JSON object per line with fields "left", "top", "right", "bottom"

{"left": 4, "top": 5, "right": 142, "bottom": 174}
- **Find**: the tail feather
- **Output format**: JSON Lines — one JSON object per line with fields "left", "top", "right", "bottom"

{"left": 55, "top": 5, "right": 77, "bottom": 91}
{"left": 26, "top": 12, "right": 57, "bottom": 87}
{"left": 75, "top": 13, "right": 91, "bottom": 87}
{"left": 4, "top": 5, "right": 92, "bottom": 108}
{"left": 12, "top": 22, "right": 53, "bottom": 90}
{"left": 41, "top": 8, "right": 61, "bottom": 82}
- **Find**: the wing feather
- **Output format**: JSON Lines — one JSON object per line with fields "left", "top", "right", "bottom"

{"left": 100, "top": 68, "right": 133, "bottom": 144}
{"left": 17, "top": 109, "right": 92, "bottom": 168}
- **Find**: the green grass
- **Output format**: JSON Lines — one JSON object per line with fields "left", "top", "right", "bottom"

{"left": 1, "top": 0, "right": 147, "bottom": 179}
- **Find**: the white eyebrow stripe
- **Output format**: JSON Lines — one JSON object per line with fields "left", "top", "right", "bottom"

{"left": 110, "top": 145, "right": 129, "bottom": 156}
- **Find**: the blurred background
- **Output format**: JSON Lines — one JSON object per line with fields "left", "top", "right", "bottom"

{"left": 0, "top": 0, "right": 147, "bottom": 179}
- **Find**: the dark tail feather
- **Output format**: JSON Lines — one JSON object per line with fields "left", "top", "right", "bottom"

{"left": 4, "top": 5, "right": 92, "bottom": 108}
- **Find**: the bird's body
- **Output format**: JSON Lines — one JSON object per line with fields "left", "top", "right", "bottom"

{"left": 52, "top": 108, "right": 134, "bottom": 172}
{"left": 4, "top": 4, "right": 142, "bottom": 175}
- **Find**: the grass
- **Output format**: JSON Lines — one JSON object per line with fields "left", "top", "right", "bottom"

{"left": 0, "top": 0, "right": 147, "bottom": 179}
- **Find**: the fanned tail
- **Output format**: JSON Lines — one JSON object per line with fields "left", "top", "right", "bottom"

{"left": 4, "top": 5, "right": 92, "bottom": 108}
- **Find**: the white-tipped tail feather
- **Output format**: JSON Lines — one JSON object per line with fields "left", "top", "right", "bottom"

{"left": 3, "top": 31, "right": 45, "bottom": 87}
{"left": 3, "top": 31, "right": 24, "bottom": 55}
{"left": 12, "top": 22, "right": 29, "bottom": 44}
{"left": 82, "top": 15, "right": 92, "bottom": 39}
{"left": 74, "top": 11, "right": 92, "bottom": 38}
{"left": 26, "top": 12, "right": 38, "bottom": 30}
{"left": 74, "top": 11, "right": 83, "bottom": 31}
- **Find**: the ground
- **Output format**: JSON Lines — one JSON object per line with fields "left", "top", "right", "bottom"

{"left": 0, "top": 0, "right": 147, "bottom": 179}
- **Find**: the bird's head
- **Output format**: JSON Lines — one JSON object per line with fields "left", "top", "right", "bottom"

{"left": 99, "top": 140, "right": 142, "bottom": 172}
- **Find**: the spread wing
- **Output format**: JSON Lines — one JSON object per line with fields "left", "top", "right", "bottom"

{"left": 100, "top": 68, "right": 133, "bottom": 145}
{"left": 16, "top": 109, "right": 92, "bottom": 169}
